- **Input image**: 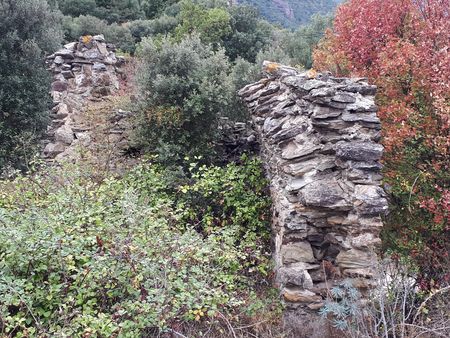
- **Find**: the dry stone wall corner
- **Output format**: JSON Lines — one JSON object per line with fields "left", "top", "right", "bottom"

{"left": 238, "top": 61, "right": 388, "bottom": 328}
{"left": 42, "top": 35, "right": 124, "bottom": 161}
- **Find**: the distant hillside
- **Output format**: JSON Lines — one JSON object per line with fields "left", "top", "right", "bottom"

{"left": 236, "top": 0, "right": 341, "bottom": 28}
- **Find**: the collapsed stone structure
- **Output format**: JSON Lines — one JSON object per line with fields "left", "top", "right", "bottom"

{"left": 239, "top": 62, "right": 388, "bottom": 325}
{"left": 43, "top": 35, "right": 124, "bottom": 160}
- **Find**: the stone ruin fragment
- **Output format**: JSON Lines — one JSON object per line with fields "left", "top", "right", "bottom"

{"left": 43, "top": 35, "right": 124, "bottom": 160}
{"left": 238, "top": 61, "right": 388, "bottom": 328}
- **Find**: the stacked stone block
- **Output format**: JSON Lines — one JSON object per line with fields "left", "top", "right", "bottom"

{"left": 43, "top": 35, "right": 123, "bottom": 160}
{"left": 238, "top": 62, "right": 388, "bottom": 322}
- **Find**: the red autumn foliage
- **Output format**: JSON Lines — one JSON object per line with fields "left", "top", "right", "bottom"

{"left": 314, "top": 0, "right": 449, "bottom": 285}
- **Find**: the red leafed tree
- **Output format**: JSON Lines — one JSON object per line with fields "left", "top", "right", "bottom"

{"left": 314, "top": 0, "right": 449, "bottom": 286}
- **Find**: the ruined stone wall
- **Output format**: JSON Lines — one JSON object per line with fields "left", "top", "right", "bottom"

{"left": 43, "top": 35, "right": 123, "bottom": 160}
{"left": 239, "top": 62, "right": 388, "bottom": 324}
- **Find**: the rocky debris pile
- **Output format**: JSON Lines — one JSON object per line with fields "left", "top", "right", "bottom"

{"left": 105, "top": 108, "right": 133, "bottom": 151}
{"left": 217, "top": 117, "right": 258, "bottom": 159}
{"left": 43, "top": 35, "right": 124, "bottom": 160}
{"left": 238, "top": 62, "right": 388, "bottom": 326}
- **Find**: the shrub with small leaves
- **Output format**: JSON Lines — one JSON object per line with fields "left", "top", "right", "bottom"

{"left": 133, "top": 34, "right": 239, "bottom": 162}
{"left": 0, "top": 156, "right": 279, "bottom": 337}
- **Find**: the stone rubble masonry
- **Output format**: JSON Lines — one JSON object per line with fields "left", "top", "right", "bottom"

{"left": 42, "top": 35, "right": 124, "bottom": 160}
{"left": 238, "top": 61, "right": 388, "bottom": 320}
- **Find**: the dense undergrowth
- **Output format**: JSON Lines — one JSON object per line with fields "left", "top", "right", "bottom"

{"left": 0, "top": 157, "right": 282, "bottom": 337}
{"left": 314, "top": 0, "right": 449, "bottom": 287}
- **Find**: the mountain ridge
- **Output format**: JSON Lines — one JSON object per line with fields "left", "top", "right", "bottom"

{"left": 236, "top": 0, "right": 341, "bottom": 27}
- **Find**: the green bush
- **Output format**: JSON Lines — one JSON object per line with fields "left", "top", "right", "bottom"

{"left": 141, "top": 0, "right": 179, "bottom": 19}
{"left": 128, "top": 16, "right": 179, "bottom": 43}
{"left": 56, "top": 0, "right": 144, "bottom": 23}
{"left": 282, "top": 14, "right": 333, "bottom": 69}
{"left": 134, "top": 34, "right": 238, "bottom": 162}
{"left": 255, "top": 45, "right": 293, "bottom": 67}
{"left": 174, "top": 1, "right": 232, "bottom": 47}
{"left": 0, "top": 0, "right": 63, "bottom": 173}
{"left": 55, "top": 0, "right": 97, "bottom": 17}
{"left": 0, "top": 157, "right": 277, "bottom": 337}
{"left": 222, "top": 5, "right": 274, "bottom": 62}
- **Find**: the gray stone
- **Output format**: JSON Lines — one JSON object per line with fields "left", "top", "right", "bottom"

{"left": 55, "top": 49, "right": 74, "bottom": 59}
{"left": 281, "top": 75, "right": 307, "bottom": 88}
{"left": 51, "top": 81, "right": 68, "bottom": 92}
{"left": 312, "top": 118, "right": 350, "bottom": 130}
{"left": 336, "top": 249, "right": 377, "bottom": 270}
{"left": 272, "top": 126, "right": 303, "bottom": 142}
{"left": 259, "top": 82, "right": 280, "bottom": 97}
{"left": 64, "top": 42, "right": 77, "bottom": 51}
{"left": 300, "top": 179, "right": 353, "bottom": 210}
{"left": 347, "top": 96, "right": 378, "bottom": 112}
{"left": 351, "top": 233, "right": 381, "bottom": 249}
{"left": 354, "top": 185, "right": 388, "bottom": 215}
{"left": 53, "top": 103, "right": 69, "bottom": 119}
{"left": 61, "top": 64, "right": 72, "bottom": 71}
{"left": 237, "top": 64, "right": 386, "bottom": 315}
{"left": 61, "top": 70, "right": 74, "bottom": 79}
{"left": 55, "top": 125, "right": 74, "bottom": 145}
{"left": 301, "top": 79, "right": 327, "bottom": 91}
{"left": 84, "top": 49, "right": 101, "bottom": 60}
{"left": 43, "top": 142, "right": 65, "bottom": 157}
{"left": 92, "top": 62, "right": 107, "bottom": 72}
{"left": 281, "top": 242, "right": 315, "bottom": 264}
{"left": 71, "top": 58, "right": 91, "bottom": 64}
{"left": 336, "top": 141, "right": 383, "bottom": 162}
{"left": 97, "top": 43, "right": 108, "bottom": 56}
{"left": 284, "top": 157, "right": 336, "bottom": 177}
{"left": 312, "top": 106, "right": 342, "bottom": 119}
{"left": 332, "top": 92, "right": 356, "bottom": 103}
{"left": 75, "top": 73, "right": 92, "bottom": 88}
{"left": 93, "top": 34, "right": 105, "bottom": 42}
{"left": 345, "top": 84, "right": 377, "bottom": 95}
{"left": 309, "top": 87, "right": 336, "bottom": 98}
{"left": 285, "top": 220, "right": 308, "bottom": 231}
{"left": 277, "top": 263, "right": 317, "bottom": 288}
{"left": 54, "top": 56, "right": 64, "bottom": 65}
{"left": 287, "top": 175, "right": 316, "bottom": 192}
{"left": 238, "top": 82, "right": 265, "bottom": 98}
{"left": 342, "top": 112, "right": 380, "bottom": 124}
{"left": 282, "top": 141, "right": 321, "bottom": 160}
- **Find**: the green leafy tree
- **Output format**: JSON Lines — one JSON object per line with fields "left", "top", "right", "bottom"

{"left": 175, "top": 0, "right": 231, "bottom": 46}
{"left": 128, "top": 15, "right": 179, "bottom": 42}
{"left": 134, "top": 34, "right": 236, "bottom": 162}
{"left": 94, "top": 0, "right": 144, "bottom": 23}
{"left": 282, "top": 14, "right": 333, "bottom": 68}
{"left": 222, "top": 5, "right": 273, "bottom": 62}
{"left": 57, "top": 0, "right": 96, "bottom": 17}
{"left": 0, "top": 0, "right": 63, "bottom": 172}
{"left": 141, "top": 0, "right": 179, "bottom": 18}
{"left": 57, "top": 0, "right": 144, "bottom": 23}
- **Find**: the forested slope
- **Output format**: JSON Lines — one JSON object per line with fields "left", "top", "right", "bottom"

{"left": 237, "top": 0, "right": 339, "bottom": 27}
